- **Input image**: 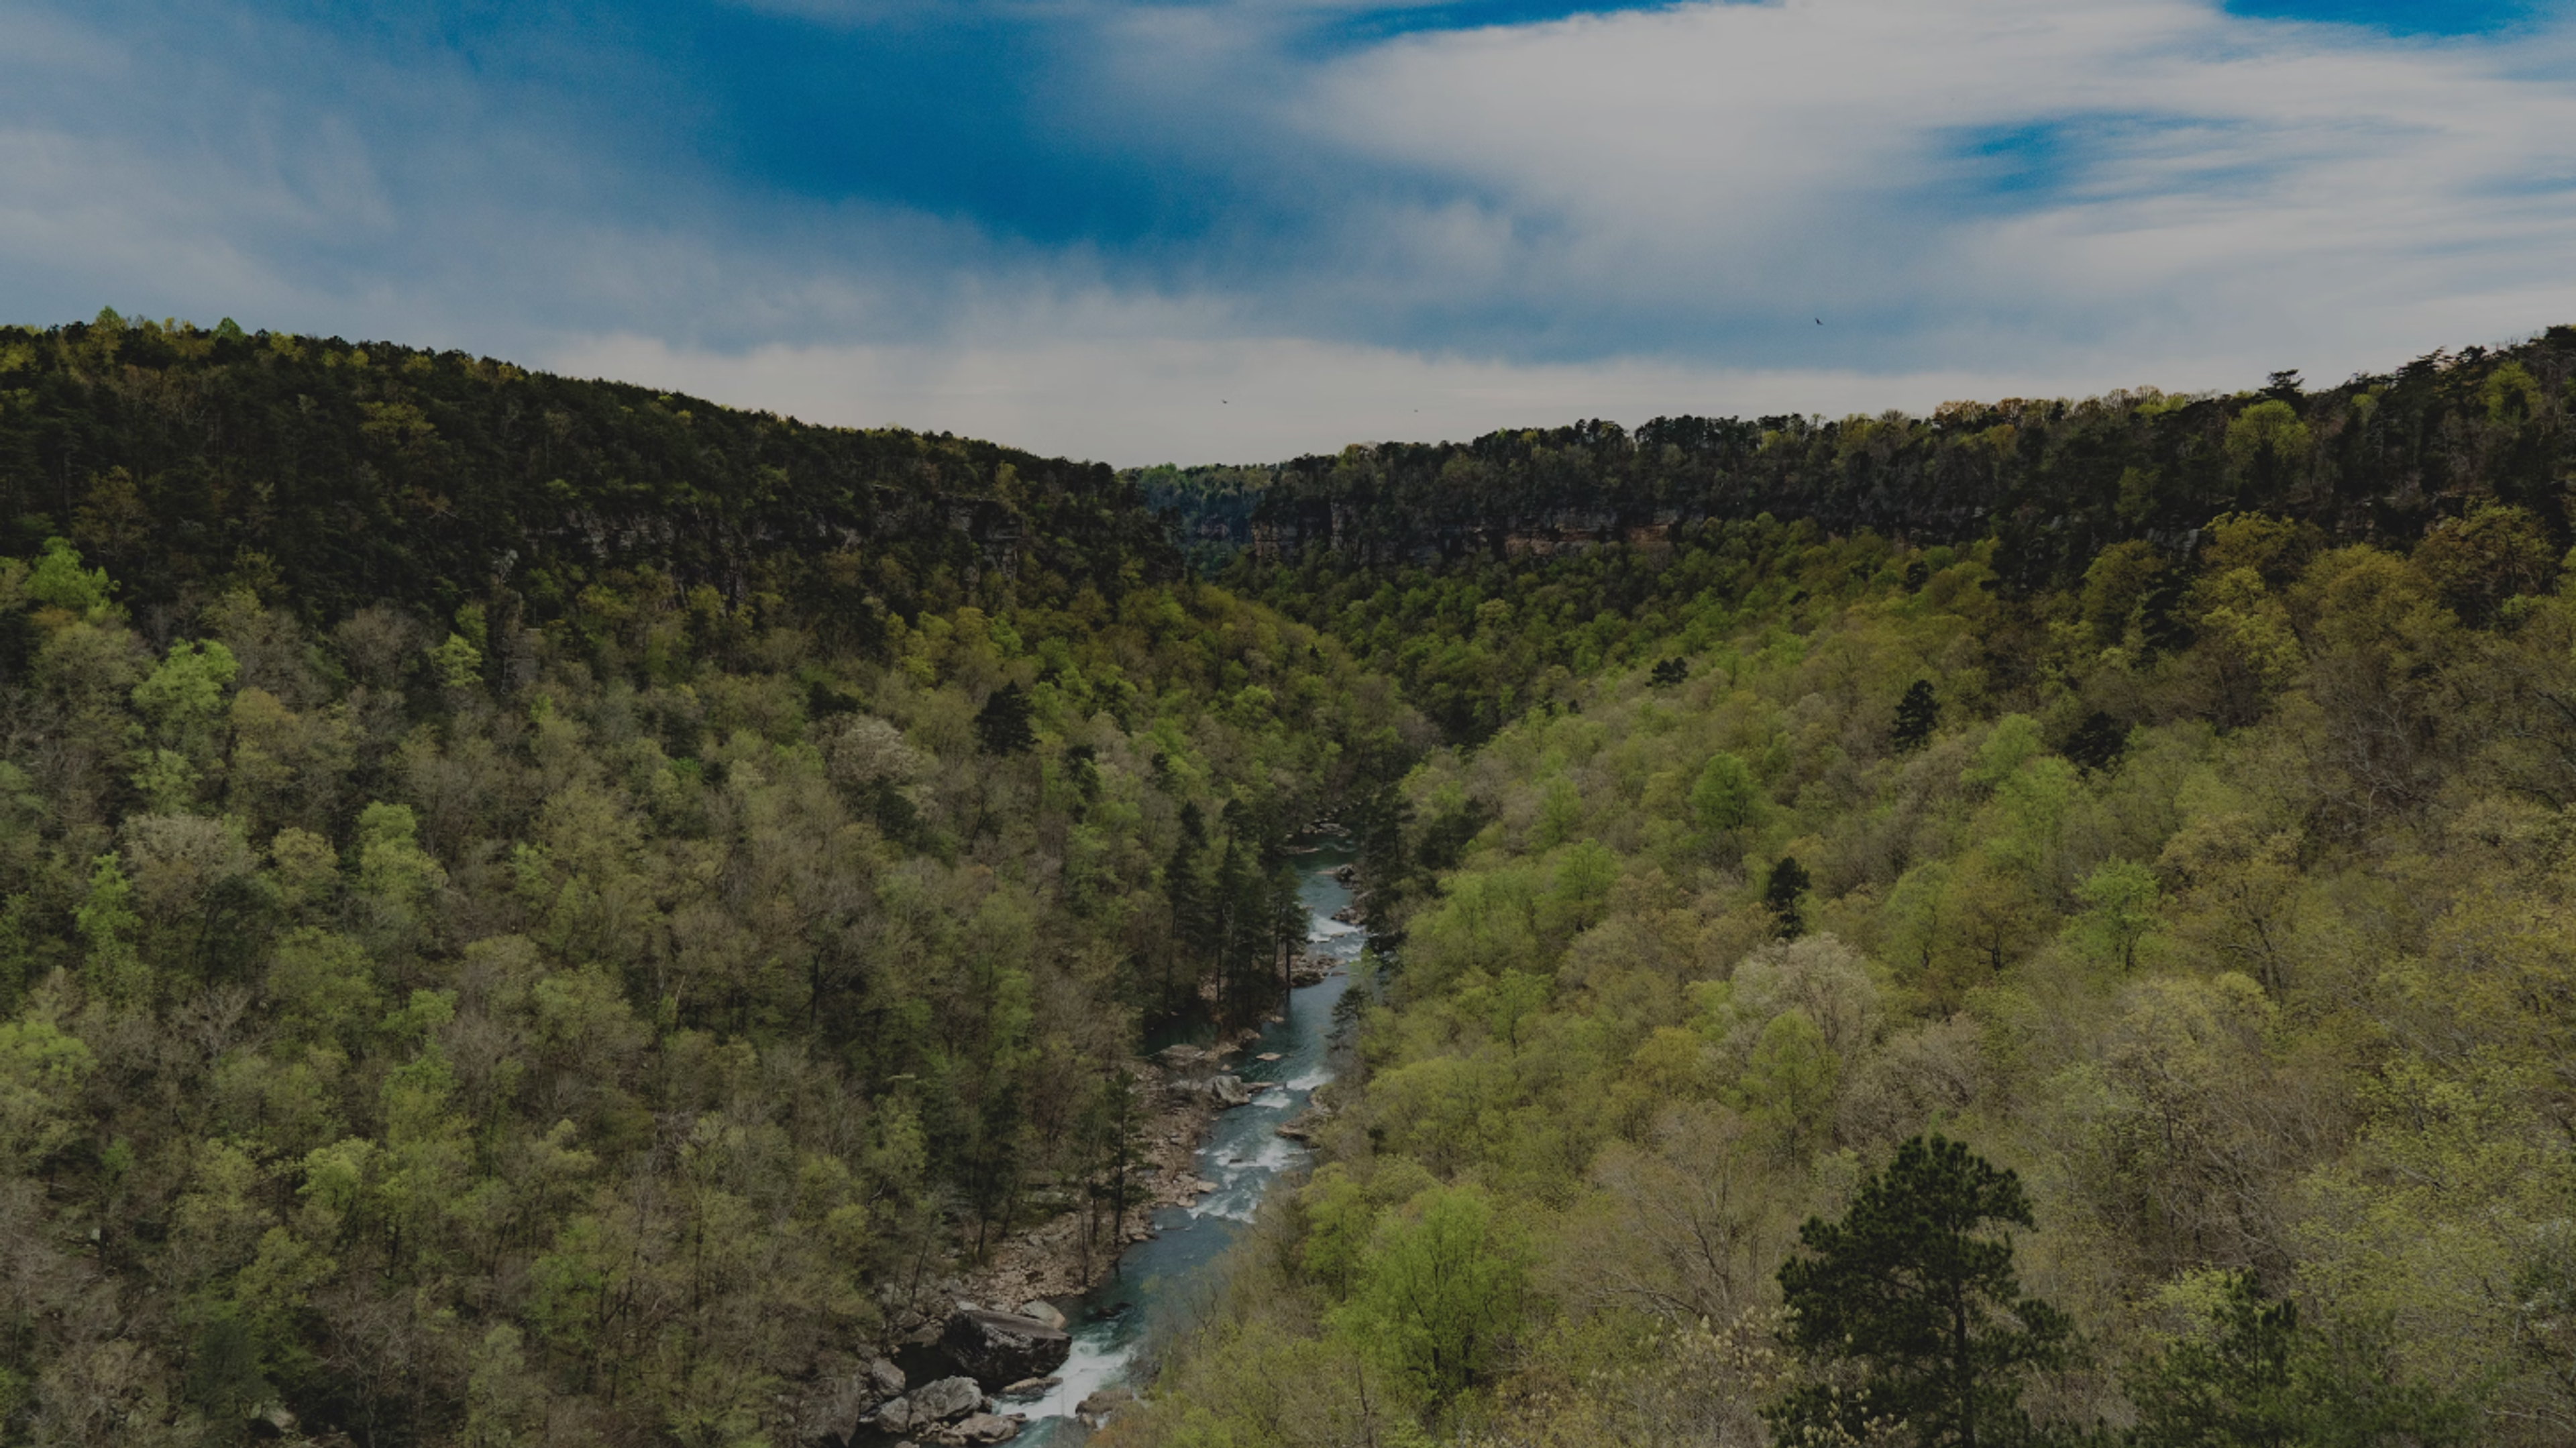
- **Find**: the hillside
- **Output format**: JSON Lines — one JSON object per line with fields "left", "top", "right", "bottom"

{"left": 1107, "top": 335, "right": 2576, "bottom": 1447}
{"left": 0, "top": 315, "right": 1420, "bottom": 1447}
{"left": 5, "top": 310, "right": 2575, "bottom": 1448}
{"left": 1140, "top": 333, "right": 2575, "bottom": 740}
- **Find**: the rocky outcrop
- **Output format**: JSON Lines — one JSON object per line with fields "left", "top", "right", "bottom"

{"left": 941, "top": 1308, "right": 1072, "bottom": 1387}
{"left": 1014, "top": 1299, "right": 1067, "bottom": 1331}
{"left": 794, "top": 1359, "right": 906, "bottom": 1446}
{"left": 946, "top": 1412, "right": 1024, "bottom": 1444}
{"left": 869, "top": 1375, "right": 984, "bottom": 1437}
{"left": 1077, "top": 1385, "right": 1136, "bottom": 1428}
{"left": 1207, "top": 1074, "right": 1250, "bottom": 1107}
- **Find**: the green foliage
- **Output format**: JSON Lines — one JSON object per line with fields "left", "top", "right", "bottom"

{"left": 2125, "top": 1273, "right": 2467, "bottom": 1448}
{"left": 1894, "top": 679, "right": 1939, "bottom": 751}
{"left": 1689, "top": 749, "right": 1761, "bottom": 834}
{"left": 25, "top": 536, "right": 113, "bottom": 617}
{"left": 1765, "top": 855, "right": 1811, "bottom": 938}
{"left": 0, "top": 362, "right": 1418, "bottom": 1446}
{"left": 1772, "top": 1135, "right": 2072, "bottom": 1448}
{"left": 1330, "top": 1183, "right": 1532, "bottom": 1407}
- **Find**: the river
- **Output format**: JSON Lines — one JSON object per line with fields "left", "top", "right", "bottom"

{"left": 1010, "top": 839, "right": 1365, "bottom": 1443}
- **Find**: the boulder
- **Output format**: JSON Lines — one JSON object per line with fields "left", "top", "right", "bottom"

{"left": 1157, "top": 1044, "right": 1208, "bottom": 1070}
{"left": 951, "top": 1413, "right": 1023, "bottom": 1445}
{"left": 1015, "top": 1299, "right": 1067, "bottom": 1331}
{"left": 796, "top": 1361, "right": 906, "bottom": 1446}
{"left": 907, "top": 1376, "right": 987, "bottom": 1425}
{"left": 867, "top": 1398, "right": 912, "bottom": 1435}
{"left": 1208, "top": 1075, "right": 1250, "bottom": 1106}
{"left": 1077, "top": 1385, "right": 1135, "bottom": 1427}
{"left": 865, "top": 1358, "right": 906, "bottom": 1401}
{"left": 940, "top": 1308, "right": 1071, "bottom": 1388}
{"left": 998, "top": 1376, "right": 1059, "bottom": 1398}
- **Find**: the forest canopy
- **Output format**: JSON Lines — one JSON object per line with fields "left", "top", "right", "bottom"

{"left": 5, "top": 311, "right": 2576, "bottom": 1448}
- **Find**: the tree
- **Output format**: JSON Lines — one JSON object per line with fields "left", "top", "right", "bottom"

{"left": 1771, "top": 1134, "right": 2072, "bottom": 1448}
{"left": 1691, "top": 750, "right": 1762, "bottom": 835}
{"left": 2125, "top": 1273, "right": 2466, "bottom": 1448}
{"left": 2065, "top": 710, "right": 2129, "bottom": 774}
{"left": 973, "top": 682, "right": 1036, "bottom": 754}
{"left": 1765, "top": 856, "right": 1811, "bottom": 939}
{"left": 1333, "top": 1183, "right": 1530, "bottom": 1406}
{"left": 1895, "top": 680, "right": 1939, "bottom": 752}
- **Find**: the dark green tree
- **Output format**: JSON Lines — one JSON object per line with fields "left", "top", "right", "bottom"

{"left": 974, "top": 682, "right": 1037, "bottom": 754}
{"left": 2065, "top": 710, "right": 2129, "bottom": 774}
{"left": 1771, "top": 1134, "right": 2072, "bottom": 1448}
{"left": 2125, "top": 1273, "right": 2466, "bottom": 1448}
{"left": 1895, "top": 679, "right": 1939, "bottom": 752}
{"left": 1764, "top": 855, "right": 1811, "bottom": 939}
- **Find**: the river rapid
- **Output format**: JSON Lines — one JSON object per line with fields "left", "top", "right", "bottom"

{"left": 1010, "top": 839, "right": 1364, "bottom": 1443}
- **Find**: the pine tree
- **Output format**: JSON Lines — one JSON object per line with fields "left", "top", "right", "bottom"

{"left": 1894, "top": 679, "right": 1939, "bottom": 752}
{"left": 1770, "top": 1134, "right": 2072, "bottom": 1448}
{"left": 1764, "top": 855, "right": 1811, "bottom": 939}
{"left": 973, "top": 682, "right": 1036, "bottom": 754}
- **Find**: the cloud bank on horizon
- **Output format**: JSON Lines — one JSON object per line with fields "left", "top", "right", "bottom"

{"left": 1, "top": 0, "right": 2570, "bottom": 464}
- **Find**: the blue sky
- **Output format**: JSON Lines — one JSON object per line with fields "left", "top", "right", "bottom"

{"left": 2, "top": 0, "right": 2571, "bottom": 462}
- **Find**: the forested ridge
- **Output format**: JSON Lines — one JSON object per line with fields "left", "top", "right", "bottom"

{"left": 5, "top": 307, "right": 2576, "bottom": 1448}
{"left": 0, "top": 314, "right": 1422, "bottom": 1446}
{"left": 1109, "top": 335, "right": 2576, "bottom": 1445}
{"left": 1139, "top": 329, "right": 2576, "bottom": 739}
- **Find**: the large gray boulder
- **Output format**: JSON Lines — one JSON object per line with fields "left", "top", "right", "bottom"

{"left": 1208, "top": 1074, "right": 1250, "bottom": 1106}
{"left": 941, "top": 1307, "right": 1072, "bottom": 1387}
{"left": 795, "top": 1359, "right": 906, "bottom": 1446}
{"left": 1015, "top": 1299, "right": 1067, "bottom": 1331}
{"left": 870, "top": 1374, "right": 983, "bottom": 1436}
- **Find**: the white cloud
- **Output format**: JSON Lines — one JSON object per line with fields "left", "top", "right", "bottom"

{"left": 1, "top": 0, "right": 2571, "bottom": 464}
{"left": 1286, "top": 0, "right": 2576, "bottom": 366}
{"left": 545, "top": 291, "right": 2308, "bottom": 466}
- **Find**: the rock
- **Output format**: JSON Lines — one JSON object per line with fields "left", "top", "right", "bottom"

{"left": 908, "top": 1376, "right": 987, "bottom": 1425}
{"left": 1208, "top": 1074, "right": 1250, "bottom": 1106}
{"left": 940, "top": 1308, "right": 1072, "bottom": 1388}
{"left": 869, "top": 1398, "right": 913, "bottom": 1435}
{"left": 1157, "top": 1044, "right": 1208, "bottom": 1070}
{"left": 1014, "top": 1299, "right": 1067, "bottom": 1331}
{"left": 1278, "top": 1105, "right": 1329, "bottom": 1143}
{"left": 1256, "top": 1051, "right": 1283, "bottom": 1062}
{"left": 951, "top": 1413, "right": 1023, "bottom": 1444}
{"left": 797, "top": 1360, "right": 907, "bottom": 1445}
{"left": 998, "top": 1376, "right": 1059, "bottom": 1397}
{"left": 866, "top": 1357, "right": 907, "bottom": 1401}
{"left": 1077, "top": 1385, "right": 1136, "bottom": 1426}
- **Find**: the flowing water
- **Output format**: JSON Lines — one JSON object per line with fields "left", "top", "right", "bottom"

{"left": 1010, "top": 840, "right": 1365, "bottom": 1442}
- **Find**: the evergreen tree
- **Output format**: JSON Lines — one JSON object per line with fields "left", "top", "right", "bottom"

{"left": 974, "top": 682, "right": 1036, "bottom": 754}
{"left": 1895, "top": 679, "right": 1939, "bottom": 752}
{"left": 1771, "top": 1134, "right": 2072, "bottom": 1448}
{"left": 2125, "top": 1274, "right": 2466, "bottom": 1448}
{"left": 1764, "top": 855, "right": 1811, "bottom": 939}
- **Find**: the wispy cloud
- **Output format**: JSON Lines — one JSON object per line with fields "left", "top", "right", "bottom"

{"left": 0, "top": 0, "right": 2569, "bottom": 462}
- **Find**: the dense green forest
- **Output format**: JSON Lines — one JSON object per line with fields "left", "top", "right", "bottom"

{"left": 0, "top": 315, "right": 1421, "bottom": 1445}
{"left": 6, "top": 310, "right": 2576, "bottom": 1448}
{"left": 1109, "top": 333, "right": 2576, "bottom": 1446}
